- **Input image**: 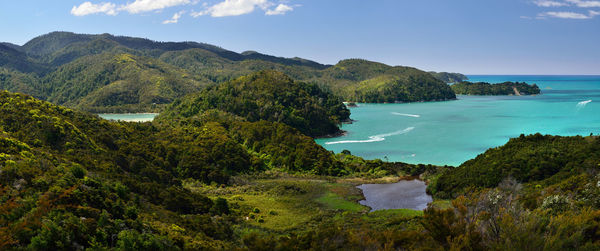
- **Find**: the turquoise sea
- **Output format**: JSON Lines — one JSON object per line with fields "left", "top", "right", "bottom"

{"left": 316, "top": 75, "right": 600, "bottom": 166}
{"left": 98, "top": 113, "right": 158, "bottom": 122}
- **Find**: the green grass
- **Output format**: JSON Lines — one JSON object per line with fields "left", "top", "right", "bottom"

{"left": 188, "top": 176, "right": 425, "bottom": 232}
{"left": 316, "top": 191, "right": 367, "bottom": 212}
{"left": 367, "top": 208, "right": 424, "bottom": 218}
{"left": 226, "top": 194, "right": 320, "bottom": 231}
{"left": 191, "top": 177, "right": 370, "bottom": 231}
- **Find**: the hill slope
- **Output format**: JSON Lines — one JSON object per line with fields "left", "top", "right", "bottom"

{"left": 429, "top": 133, "right": 600, "bottom": 198}
{"left": 40, "top": 53, "right": 207, "bottom": 113}
{"left": 322, "top": 60, "right": 456, "bottom": 102}
{"left": 0, "top": 44, "right": 47, "bottom": 74}
{"left": 160, "top": 70, "right": 350, "bottom": 137}
{"left": 2, "top": 31, "right": 460, "bottom": 112}
{"left": 451, "top": 81, "right": 541, "bottom": 95}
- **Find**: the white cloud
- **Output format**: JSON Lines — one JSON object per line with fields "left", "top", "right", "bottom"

{"left": 72, "top": 0, "right": 297, "bottom": 18}
{"left": 71, "top": 2, "right": 117, "bottom": 16}
{"left": 265, "top": 4, "right": 293, "bottom": 15}
{"left": 163, "top": 11, "right": 185, "bottom": 24}
{"left": 538, "top": 10, "right": 600, "bottom": 19}
{"left": 533, "top": 0, "right": 569, "bottom": 7}
{"left": 565, "top": 0, "right": 600, "bottom": 7}
{"left": 192, "top": 0, "right": 297, "bottom": 17}
{"left": 121, "top": 0, "right": 191, "bottom": 14}
{"left": 71, "top": 0, "right": 192, "bottom": 16}
{"left": 195, "top": 0, "right": 271, "bottom": 17}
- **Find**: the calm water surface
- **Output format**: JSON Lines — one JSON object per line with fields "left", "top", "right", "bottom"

{"left": 358, "top": 180, "right": 432, "bottom": 211}
{"left": 98, "top": 113, "right": 158, "bottom": 122}
{"left": 316, "top": 75, "right": 600, "bottom": 166}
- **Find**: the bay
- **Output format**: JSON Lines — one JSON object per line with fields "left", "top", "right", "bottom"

{"left": 316, "top": 75, "right": 600, "bottom": 166}
{"left": 98, "top": 113, "right": 158, "bottom": 122}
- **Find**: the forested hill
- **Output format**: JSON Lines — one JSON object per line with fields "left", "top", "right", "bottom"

{"left": 21, "top": 31, "right": 327, "bottom": 68}
{"left": 429, "top": 133, "right": 600, "bottom": 199}
{"left": 159, "top": 70, "right": 350, "bottom": 137}
{"left": 0, "top": 43, "right": 48, "bottom": 74}
{"left": 0, "top": 89, "right": 442, "bottom": 250}
{"left": 429, "top": 71, "right": 468, "bottom": 83}
{"left": 1, "top": 32, "right": 461, "bottom": 112}
{"left": 40, "top": 53, "right": 207, "bottom": 113}
{"left": 322, "top": 59, "right": 456, "bottom": 103}
{"left": 3, "top": 89, "right": 600, "bottom": 249}
{"left": 451, "top": 81, "right": 541, "bottom": 95}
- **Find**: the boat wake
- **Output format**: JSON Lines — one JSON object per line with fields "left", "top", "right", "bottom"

{"left": 577, "top": 100, "right": 592, "bottom": 109}
{"left": 391, "top": 112, "right": 421, "bottom": 118}
{"left": 325, "top": 127, "right": 415, "bottom": 145}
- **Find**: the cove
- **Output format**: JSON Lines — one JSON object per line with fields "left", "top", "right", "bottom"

{"left": 357, "top": 179, "right": 432, "bottom": 211}
{"left": 98, "top": 113, "right": 158, "bottom": 122}
{"left": 316, "top": 75, "right": 600, "bottom": 166}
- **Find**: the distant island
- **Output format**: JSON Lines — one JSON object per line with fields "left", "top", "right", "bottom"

{"left": 429, "top": 71, "right": 468, "bottom": 83}
{"left": 451, "top": 81, "right": 541, "bottom": 96}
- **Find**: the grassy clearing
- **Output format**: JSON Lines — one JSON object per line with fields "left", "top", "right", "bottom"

{"left": 227, "top": 194, "right": 321, "bottom": 231}
{"left": 367, "top": 209, "right": 424, "bottom": 218}
{"left": 187, "top": 177, "right": 367, "bottom": 231}
{"left": 315, "top": 191, "right": 367, "bottom": 212}
{"left": 186, "top": 175, "right": 431, "bottom": 233}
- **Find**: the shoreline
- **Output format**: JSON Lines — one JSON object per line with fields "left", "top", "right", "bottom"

{"left": 97, "top": 112, "right": 159, "bottom": 115}
{"left": 316, "top": 130, "right": 348, "bottom": 139}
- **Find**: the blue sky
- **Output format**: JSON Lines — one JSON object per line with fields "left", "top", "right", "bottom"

{"left": 1, "top": 0, "right": 599, "bottom": 74}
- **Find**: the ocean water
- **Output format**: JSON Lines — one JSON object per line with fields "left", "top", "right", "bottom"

{"left": 316, "top": 75, "right": 600, "bottom": 166}
{"left": 98, "top": 113, "right": 158, "bottom": 122}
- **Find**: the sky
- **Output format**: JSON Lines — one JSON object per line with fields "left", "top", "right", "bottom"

{"left": 1, "top": 0, "right": 599, "bottom": 74}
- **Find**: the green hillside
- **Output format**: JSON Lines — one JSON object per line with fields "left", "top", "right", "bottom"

{"left": 0, "top": 32, "right": 461, "bottom": 112}
{"left": 0, "top": 44, "right": 47, "bottom": 74}
{"left": 159, "top": 70, "right": 350, "bottom": 137}
{"left": 0, "top": 68, "right": 43, "bottom": 98}
{"left": 3, "top": 90, "right": 600, "bottom": 249}
{"left": 451, "top": 81, "right": 541, "bottom": 95}
{"left": 429, "top": 71, "right": 468, "bottom": 83}
{"left": 40, "top": 53, "right": 208, "bottom": 113}
{"left": 429, "top": 133, "right": 600, "bottom": 198}
{"left": 319, "top": 59, "right": 456, "bottom": 102}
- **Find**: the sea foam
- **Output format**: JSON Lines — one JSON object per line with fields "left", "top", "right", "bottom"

{"left": 391, "top": 112, "right": 421, "bottom": 118}
{"left": 577, "top": 100, "right": 592, "bottom": 108}
{"left": 325, "top": 127, "right": 414, "bottom": 145}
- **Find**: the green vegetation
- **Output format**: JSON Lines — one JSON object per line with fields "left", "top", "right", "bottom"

{"left": 5, "top": 31, "right": 599, "bottom": 250}
{"left": 3, "top": 84, "right": 600, "bottom": 249}
{"left": 41, "top": 53, "right": 207, "bottom": 113}
{"left": 0, "top": 89, "right": 447, "bottom": 249}
{"left": 451, "top": 81, "right": 541, "bottom": 95}
{"left": 321, "top": 59, "right": 456, "bottom": 103}
{"left": 2, "top": 32, "right": 459, "bottom": 113}
{"left": 429, "top": 133, "right": 600, "bottom": 198}
{"left": 0, "top": 43, "right": 48, "bottom": 74}
{"left": 429, "top": 71, "right": 468, "bottom": 83}
{"left": 159, "top": 70, "right": 350, "bottom": 137}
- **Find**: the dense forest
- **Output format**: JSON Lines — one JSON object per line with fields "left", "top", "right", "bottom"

{"left": 429, "top": 71, "right": 468, "bottom": 83}
{"left": 158, "top": 70, "right": 350, "bottom": 137}
{"left": 2, "top": 89, "right": 600, "bottom": 250}
{"left": 322, "top": 59, "right": 456, "bottom": 103}
{"left": 1, "top": 32, "right": 459, "bottom": 112}
{"left": 451, "top": 81, "right": 541, "bottom": 95}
